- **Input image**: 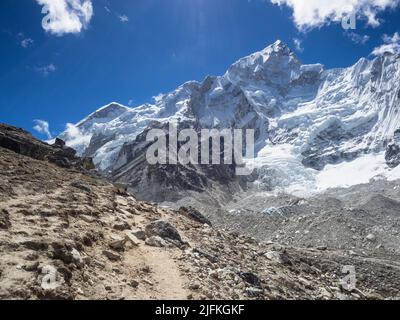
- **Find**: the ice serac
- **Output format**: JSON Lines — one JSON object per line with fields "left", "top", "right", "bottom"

{"left": 59, "top": 41, "right": 400, "bottom": 196}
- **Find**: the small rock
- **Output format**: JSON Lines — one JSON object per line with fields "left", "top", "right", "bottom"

{"left": 193, "top": 248, "right": 218, "bottom": 263}
{"left": 265, "top": 251, "right": 283, "bottom": 263}
{"left": 70, "top": 182, "right": 91, "bottom": 193}
{"left": 22, "top": 240, "right": 49, "bottom": 251}
{"left": 366, "top": 234, "right": 376, "bottom": 242}
{"left": 130, "top": 280, "right": 139, "bottom": 288}
{"left": 125, "top": 232, "right": 141, "bottom": 246}
{"left": 23, "top": 261, "right": 40, "bottom": 272}
{"left": 131, "top": 228, "right": 146, "bottom": 241}
{"left": 109, "top": 235, "right": 126, "bottom": 251}
{"left": 189, "top": 282, "right": 201, "bottom": 290}
{"left": 71, "top": 248, "right": 84, "bottom": 268}
{"left": 145, "top": 236, "right": 167, "bottom": 248}
{"left": 103, "top": 250, "right": 121, "bottom": 261}
{"left": 317, "top": 246, "right": 327, "bottom": 251}
{"left": 25, "top": 252, "right": 39, "bottom": 261}
{"left": 245, "top": 287, "right": 264, "bottom": 297}
{"left": 143, "top": 279, "right": 153, "bottom": 286}
{"left": 113, "top": 221, "right": 131, "bottom": 231}
{"left": 239, "top": 272, "right": 262, "bottom": 288}
{"left": 80, "top": 215, "right": 96, "bottom": 224}
{"left": 319, "top": 287, "right": 333, "bottom": 299}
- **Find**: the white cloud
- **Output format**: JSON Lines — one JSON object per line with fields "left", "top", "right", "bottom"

{"left": 293, "top": 38, "right": 304, "bottom": 52}
{"left": 36, "top": 0, "right": 93, "bottom": 36}
{"left": 372, "top": 32, "right": 400, "bottom": 56}
{"left": 270, "top": 0, "right": 400, "bottom": 30}
{"left": 33, "top": 120, "right": 52, "bottom": 139}
{"left": 21, "top": 38, "right": 34, "bottom": 48}
{"left": 63, "top": 123, "right": 91, "bottom": 150}
{"left": 35, "top": 64, "right": 57, "bottom": 76}
{"left": 346, "top": 32, "right": 370, "bottom": 44}
{"left": 119, "top": 15, "right": 129, "bottom": 23}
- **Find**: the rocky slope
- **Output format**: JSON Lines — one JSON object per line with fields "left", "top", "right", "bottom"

{"left": 1, "top": 124, "right": 400, "bottom": 300}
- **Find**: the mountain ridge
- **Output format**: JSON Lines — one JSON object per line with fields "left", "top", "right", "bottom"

{"left": 58, "top": 40, "right": 400, "bottom": 197}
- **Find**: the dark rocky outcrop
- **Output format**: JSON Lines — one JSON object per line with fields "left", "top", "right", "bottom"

{"left": 110, "top": 121, "right": 246, "bottom": 202}
{"left": 0, "top": 124, "right": 94, "bottom": 171}
{"left": 385, "top": 143, "right": 400, "bottom": 168}
{"left": 385, "top": 129, "right": 400, "bottom": 168}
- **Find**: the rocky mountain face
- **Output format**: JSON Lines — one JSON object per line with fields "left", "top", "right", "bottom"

{"left": 59, "top": 40, "right": 400, "bottom": 199}
{"left": 1, "top": 126, "right": 400, "bottom": 300}
{"left": 0, "top": 124, "right": 94, "bottom": 171}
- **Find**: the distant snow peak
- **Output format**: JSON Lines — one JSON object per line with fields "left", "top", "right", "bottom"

{"left": 59, "top": 41, "right": 400, "bottom": 195}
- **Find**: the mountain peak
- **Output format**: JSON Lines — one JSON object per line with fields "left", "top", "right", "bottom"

{"left": 77, "top": 102, "right": 130, "bottom": 128}
{"left": 264, "top": 40, "right": 293, "bottom": 56}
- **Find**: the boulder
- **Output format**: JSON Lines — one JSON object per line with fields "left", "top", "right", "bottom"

{"left": 178, "top": 207, "right": 212, "bottom": 226}
{"left": 145, "top": 220, "right": 182, "bottom": 242}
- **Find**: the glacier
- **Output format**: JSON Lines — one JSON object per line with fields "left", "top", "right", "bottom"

{"left": 59, "top": 40, "right": 400, "bottom": 196}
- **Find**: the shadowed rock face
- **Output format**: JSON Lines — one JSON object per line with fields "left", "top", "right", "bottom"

{"left": 386, "top": 143, "right": 400, "bottom": 168}
{"left": 109, "top": 121, "right": 246, "bottom": 202}
{"left": 0, "top": 124, "right": 94, "bottom": 171}
{"left": 385, "top": 129, "right": 400, "bottom": 168}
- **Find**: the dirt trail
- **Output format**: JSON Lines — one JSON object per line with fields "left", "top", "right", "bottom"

{"left": 123, "top": 246, "right": 189, "bottom": 300}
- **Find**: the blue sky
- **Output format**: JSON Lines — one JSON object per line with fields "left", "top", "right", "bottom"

{"left": 0, "top": 0, "right": 399, "bottom": 139}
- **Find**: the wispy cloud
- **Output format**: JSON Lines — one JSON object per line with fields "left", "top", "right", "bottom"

{"left": 33, "top": 119, "right": 52, "bottom": 139}
{"left": 36, "top": 0, "right": 93, "bottom": 36}
{"left": 270, "top": 0, "right": 400, "bottom": 31}
{"left": 293, "top": 38, "right": 304, "bottom": 52}
{"left": 63, "top": 123, "right": 91, "bottom": 150}
{"left": 119, "top": 15, "right": 129, "bottom": 23}
{"left": 372, "top": 32, "right": 400, "bottom": 56}
{"left": 16, "top": 33, "right": 34, "bottom": 48}
{"left": 35, "top": 64, "right": 57, "bottom": 76}
{"left": 345, "top": 32, "right": 370, "bottom": 45}
{"left": 102, "top": 4, "right": 129, "bottom": 23}
{"left": 20, "top": 38, "right": 34, "bottom": 48}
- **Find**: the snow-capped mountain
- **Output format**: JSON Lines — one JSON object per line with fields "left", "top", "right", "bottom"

{"left": 59, "top": 40, "right": 400, "bottom": 196}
